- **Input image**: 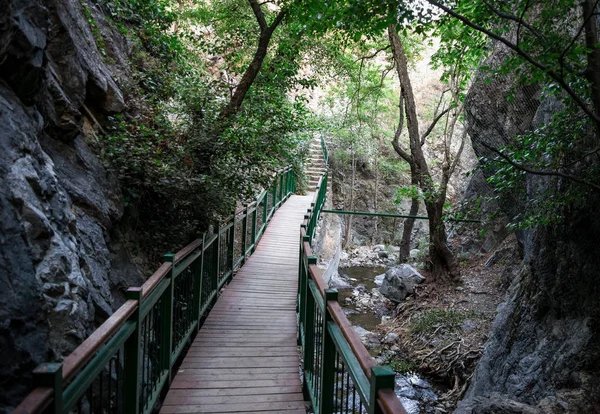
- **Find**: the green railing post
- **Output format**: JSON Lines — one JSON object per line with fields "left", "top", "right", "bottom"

{"left": 262, "top": 194, "right": 268, "bottom": 225}
{"left": 301, "top": 256, "right": 317, "bottom": 400}
{"left": 227, "top": 219, "right": 235, "bottom": 275}
{"left": 33, "top": 363, "right": 63, "bottom": 414}
{"left": 272, "top": 182, "right": 277, "bottom": 214}
{"left": 297, "top": 227, "right": 304, "bottom": 345}
{"left": 297, "top": 224, "right": 306, "bottom": 310}
{"left": 298, "top": 231, "right": 310, "bottom": 331}
{"left": 307, "top": 206, "right": 314, "bottom": 241}
{"left": 124, "top": 287, "right": 143, "bottom": 414}
{"left": 369, "top": 366, "right": 396, "bottom": 414}
{"left": 251, "top": 202, "right": 257, "bottom": 252}
{"left": 212, "top": 225, "right": 220, "bottom": 296}
{"left": 319, "top": 288, "right": 338, "bottom": 414}
{"left": 241, "top": 205, "right": 248, "bottom": 263}
{"left": 279, "top": 173, "right": 284, "bottom": 202}
{"left": 163, "top": 253, "right": 176, "bottom": 384}
{"left": 195, "top": 235, "right": 205, "bottom": 329}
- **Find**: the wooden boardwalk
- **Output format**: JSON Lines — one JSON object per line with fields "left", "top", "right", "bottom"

{"left": 161, "top": 194, "right": 313, "bottom": 414}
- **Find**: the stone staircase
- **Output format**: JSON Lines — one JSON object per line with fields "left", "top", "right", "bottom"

{"left": 306, "top": 137, "right": 328, "bottom": 189}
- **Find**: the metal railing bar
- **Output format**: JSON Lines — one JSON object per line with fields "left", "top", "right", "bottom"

{"left": 62, "top": 322, "right": 135, "bottom": 411}
{"left": 308, "top": 280, "right": 325, "bottom": 314}
{"left": 173, "top": 238, "right": 203, "bottom": 263}
{"left": 328, "top": 322, "right": 371, "bottom": 407}
{"left": 173, "top": 249, "right": 202, "bottom": 278}
{"left": 321, "top": 209, "right": 481, "bottom": 223}
{"left": 141, "top": 263, "right": 171, "bottom": 300}
{"left": 328, "top": 301, "right": 377, "bottom": 380}
{"left": 143, "top": 371, "right": 169, "bottom": 414}
{"left": 140, "top": 279, "right": 170, "bottom": 318}
{"left": 171, "top": 322, "right": 198, "bottom": 362}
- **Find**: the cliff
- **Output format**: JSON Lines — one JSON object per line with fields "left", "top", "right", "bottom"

{"left": 458, "top": 38, "right": 600, "bottom": 413}
{"left": 0, "top": 1, "right": 142, "bottom": 409}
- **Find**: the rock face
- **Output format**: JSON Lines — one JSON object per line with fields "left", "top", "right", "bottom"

{"left": 461, "top": 34, "right": 600, "bottom": 411}
{"left": 312, "top": 190, "right": 343, "bottom": 285}
{"left": 0, "top": 1, "right": 142, "bottom": 409}
{"left": 379, "top": 264, "right": 425, "bottom": 303}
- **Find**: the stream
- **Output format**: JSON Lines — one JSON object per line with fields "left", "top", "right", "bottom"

{"left": 337, "top": 266, "right": 442, "bottom": 414}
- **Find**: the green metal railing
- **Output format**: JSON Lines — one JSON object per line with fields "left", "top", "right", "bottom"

{"left": 321, "top": 135, "right": 329, "bottom": 166}
{"left": 15, "top": 167, "right": 296, "bottom": 414}
{"left": 298, "top": 144, "right": 407, "bottom": 414}
{"left": 321, "top": 209, "right": 481, "bottom": 223}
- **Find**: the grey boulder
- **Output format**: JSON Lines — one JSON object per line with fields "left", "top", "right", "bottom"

{"left": 379, "top": 265, "right": 425, "bottom": 303}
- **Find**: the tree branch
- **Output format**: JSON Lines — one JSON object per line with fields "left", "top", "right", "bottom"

{"left": 449, "top": 128, "right": 467, "bottom": 177}
{"left": 268, "top": 9, "right": 286, "bottom": 33}
{"left": 393, "top": 92, "right": 413, "bottom": 163}
{"left": 480, "top": 141, "right": 600, "bottom": 192}
{"left": 249, "top": 0, "right": 267, "bottom": 31}
{"left": 516, "top": 0, "right": 533, "bottom": 48}
{"left": 217, "top": 2, "right": 286, "bottom": 122}
{"left": 355, "top": 45, "right": 392, "bottom": 62}
{"left": 421, "top": 107, "right": 451, "bottom": 145}
{"left": 482, "top": 0, "right": 545, "bottom": 42}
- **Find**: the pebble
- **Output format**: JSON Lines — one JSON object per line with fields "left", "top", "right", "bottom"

{"left": 382, "top": 332, "right": 399, "bottom": 344}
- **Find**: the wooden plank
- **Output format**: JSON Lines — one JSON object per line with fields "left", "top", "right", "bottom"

{"left": 161, "top": 401, "right": 306, "bottom": 413}
{"left": 163, "top": 392, "right": 304, "bottom": 406}
{"left": 184, "top": 348, "right": 299, "bottom": 357}
{"left": 174, "top": 367, "right": 299, "bottom": 375}
{"left": 180, "top": 358, "right": 298, "bottom": 369}
{"left": 171, "top": 372, "right": 300, "bottom": 382}
{"left": 190, "top": 341, "right": 294, "bottom": 347}
{"left": 170, "top": 379, "right": 302, "bottom": 390}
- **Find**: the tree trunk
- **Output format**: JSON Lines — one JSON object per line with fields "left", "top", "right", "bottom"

{"left": 425, "top": 199, "right": 458, "bottom": 280}
{"left": 344, "top": 148, "right": 356, "bottom": 248}
{"left": 399, "top": 170, "right": 419, "bottom": 262}
{"left": 372, "top": 150, "right": 379, "bottom": 244}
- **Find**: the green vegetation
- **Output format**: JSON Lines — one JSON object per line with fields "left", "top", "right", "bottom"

{"left": 389, "top": 357, "right": 418, "bottom": 374}
{"left": 92, "top": 0, "right": 318, "bottom": 258}
{"left": 86, "top": 0, "right": 600, "bottom": 269}
{"left": 410, "top": 309, "right": 476, "bottom": 335}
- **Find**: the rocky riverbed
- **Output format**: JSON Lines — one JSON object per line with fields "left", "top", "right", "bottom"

{"left": 334, "top": 263, "right": 447, "bottom": 414}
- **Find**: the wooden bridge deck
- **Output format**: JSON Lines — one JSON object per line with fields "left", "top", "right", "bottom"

{"left": 161, "top": 194, "right": 313, "bottom": 414}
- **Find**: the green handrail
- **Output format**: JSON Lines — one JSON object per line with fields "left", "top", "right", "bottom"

{"left": 297, "top": 142, "right": 407, "bottom": 414}
{"left": 14, "top": 167, "right": 296, "bottom": 414}
{"left": 321, "top": 135, "right": 329, "bottom": 166}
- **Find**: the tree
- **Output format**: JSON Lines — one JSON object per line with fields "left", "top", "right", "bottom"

{"left": 388, "top": 24, "right": 467, "bottom": 281}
